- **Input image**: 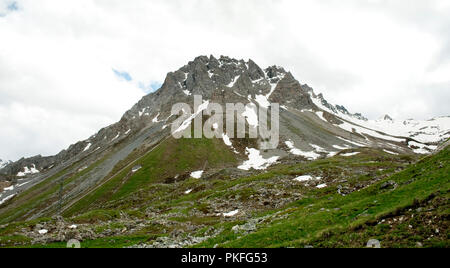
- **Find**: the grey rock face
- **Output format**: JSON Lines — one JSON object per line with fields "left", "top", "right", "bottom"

{"left": 269, "top": 72, "right": 315, "bottom": 109}
{"left": 120, "top": 55, "right": 317, "bottom": 132}
{"left": 1, "top": 155, "right": 51, "bottom": 176}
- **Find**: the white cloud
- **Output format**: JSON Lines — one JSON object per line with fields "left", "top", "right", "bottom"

{"left": 0, "top": 0, "right": 449, "bottom": 160}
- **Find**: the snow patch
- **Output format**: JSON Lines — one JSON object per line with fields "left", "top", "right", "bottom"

{"left": 83, "top": 143, "right": 91, "bottom": 152}
{"left": 238, "top": 148, "right": 279, "bottom": 171}
{"left": 332, "top": 145, "right": 349, "bottom": 150}
{"left": 131, "top": 166, "right": 142, "bottom": 173}
{"left": 316, "top": 111, "right": 327, "bottom": 122}
{"left": 0, "top": 194, "right": 15, "bottom": 205}
{"left": 190, "top": 170, "right": 204, "bottom": 179}
{"left": 223, "top": 210, "right": 239, "bottom": 217}
{"left": 311, "top": 144, "right": 327, "bottom": 153}
{"left": 316, "top": 184, "right": 327, "bottom": 189}
{"left": 152, "top": 113, "right": 161, "bottom": 123}
{"left": 173, "top": 100, "right": 210, "bottom": 134}
{"left": 138, "top": 107, "right": 148, "bottom": 117}
{"left": 336, "top": 136, "right": 367, "bottom": 147}
{"left": 255, "top": 95, "right": 270, "bottom": 108}
{"left": 222, "top": 133, "right": 232, "bottom": 146}
{"left": 3, "top": 185, "right": 14, "bottom": 191}
{"left": 17, "top": 181, "right": 31, "bottom": 187}
{"left": 111, "top": 133, "right": 120, "bottom": 141}
{"left": 341, "top": 152, "right": 360, "bottom": 157}
{"left": 285, "top": 141, "right": 321, "bottom": 160}
{"left": 78, "top": 166, "right": 88, "bottom": 172}
{"left": 222, "top": 133, "right": 239, "bottom": 154}
{"left": 294, "top": 175, "right": 321, "bottom": 182}
{"left": 38, "top": 229, "right": 48, "bottom": 235}
{"left": 383, "top": 149, "right": 399, "bottom": 155}
{"left": 17, "top": 164, "right": 40, "bottom": 177}
{"left": 311, "top": 92, "right": 450, "bottom": 144}
{"left": 227, "top": 75, "right": 240, "bottom": 88}
{"left": 336, "top": 121, "right": 405, "bottom": 143}
{"left": 408, "top": 141, "right": 437, "bottom": 154}
{"left": 368, "top": 116, "right": 450, "bottom": 143}
{"left": 327, "top": 152, "right": 338, "bottom": 158}
{"left": 267, "top": 73, "right": 285, "bottom": 98}
{"left": 242, "top": 103, "right": 259, "bottom": 128}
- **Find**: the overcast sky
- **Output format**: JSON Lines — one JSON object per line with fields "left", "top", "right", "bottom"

{"left": 1, "top": 0, "right": 449, "bottom": 161}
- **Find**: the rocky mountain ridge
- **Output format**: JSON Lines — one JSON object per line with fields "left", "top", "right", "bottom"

{"left": 0, "top": 160, "right": 11, "bottom": 170}
{"left": 1, "top": 55, "right": 448, "bottom": 178}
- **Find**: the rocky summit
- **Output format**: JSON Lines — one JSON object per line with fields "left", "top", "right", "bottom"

{"left": 0, "top": 56, "right": 449, "bottom": 248}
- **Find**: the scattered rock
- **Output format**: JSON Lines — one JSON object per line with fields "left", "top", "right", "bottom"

{"left": 366, "top": 239, "right": 381, "bottom": 248}
{"left": 380, "top": 181, "right": 397, "bottom": 190}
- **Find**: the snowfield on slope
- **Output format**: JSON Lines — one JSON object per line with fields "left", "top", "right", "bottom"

{"left": 0, "top": 194, "right": 15, "bottom": 206}
{"left": 242, "top": 103, "right": 259, "bottom": 128}
{"left": 408, "top": 141, "right": 438, "bottom": 154}
{"left": 310, "top": 92, "right": 450, "bottom": 144}
{"left": 173, "top": 100, "right": 210, "bottom": 134}
{"left": 222, "top": 133, "right": 239, "bottom": 154}
{"left": 335, "top": 121, "right": 405, "bottom": 143}
{"left": 83, "top": 143, "right": 92, "bottom": 152}
{"left": 17, "top": 164, "right": 40, "bottom": 177}
{"left": 238, "top": 148, "right": 279, "bottom": 171}
{"left": 285, "top": 141, "right": 321, "bottom": 160}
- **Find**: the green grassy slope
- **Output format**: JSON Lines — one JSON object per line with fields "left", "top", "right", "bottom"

{"left": 196, "top": 146, "right": 449, "bottom": 248}
{"left": 0, "top": 146, "right": 447, "bottom": 248}
{"left": 0, "top": 156, "right": 109, "bottom": 224}
{"left": 63, "top": 137, "right": 239, "bottom": 217}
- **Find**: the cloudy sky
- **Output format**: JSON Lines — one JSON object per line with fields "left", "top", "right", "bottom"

{"left": 1, "top": 0, "right": 449, "bottom": 161}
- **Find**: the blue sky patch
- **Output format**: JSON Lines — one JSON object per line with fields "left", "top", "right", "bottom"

{"left": 139, "top": 81, "right": 162, "bottom": 94}
{"left": 0, "top": 1, "right": 18, "bottom": 17}
{"left": 113, "top": 69, "right": 132, "bottom": 81}
{"left": 7, "top": 1, "right": 18, "bottom": 11}
{"left": 112, "top": 68, "right": 160, "bottom": 94}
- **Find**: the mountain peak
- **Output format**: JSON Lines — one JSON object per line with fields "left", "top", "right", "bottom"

{"left": 0, "top": 159, "right": 12, "bottom": 170}
{"left": 383, "top": 114, "right": 393, "bottom": 121}
{"left": 139, "top": 55, "right": 303, "bottom": 107}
